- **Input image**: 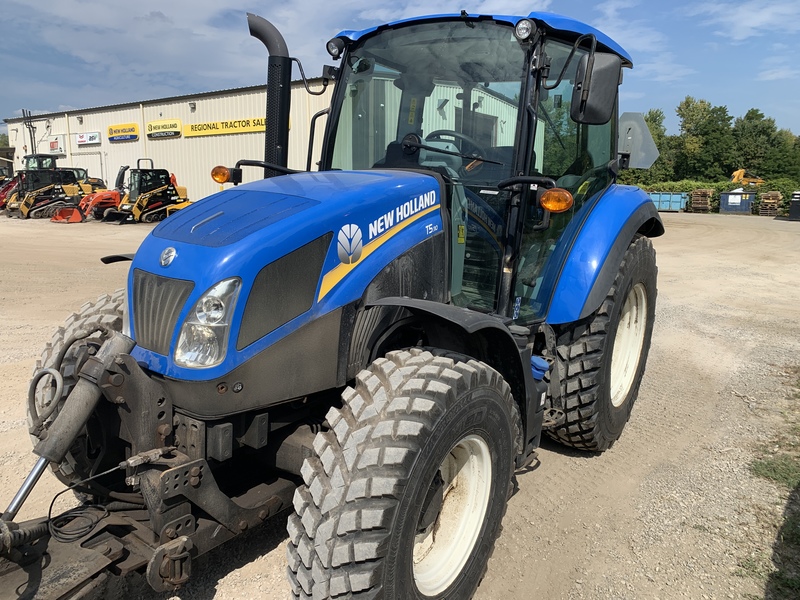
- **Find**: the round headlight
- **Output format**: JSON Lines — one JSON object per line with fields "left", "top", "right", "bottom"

{"left": 515, "top": 19, "right": 535, "bottom": 41}
{"left": 197, "top": 296, "right": 225, "bottom": 324}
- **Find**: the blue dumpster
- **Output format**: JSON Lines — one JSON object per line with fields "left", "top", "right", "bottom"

{"left": 719, "top": 191, "right": 754, "bottom": 214}
{"left": 648, "top": 192, "right": 687, "bottom": 212}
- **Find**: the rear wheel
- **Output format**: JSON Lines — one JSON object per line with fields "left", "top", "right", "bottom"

{"left": 547, "top": 235, "right": 657, "bottom": 451}
{"left": 28, "top": 290, "right": 126, "bottom": 487}
{"left": 287, "top": 348, "right": 521, "bottom": 599}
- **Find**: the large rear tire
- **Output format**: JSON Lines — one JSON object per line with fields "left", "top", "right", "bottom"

{"left": 28, "top": 290, "right": 125, "bottom": 487}
{"left": 287, "top": 348, "right": 521, "bottom": 599}
{"left": 547, "top": 235, "right": 657, "bottom": 451}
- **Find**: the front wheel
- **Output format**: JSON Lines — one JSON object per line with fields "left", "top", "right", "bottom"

{"left": 28, "top": 290, "right": 126, "bottom": 487}
{"left": 547, "top": 235, "right": 657, "bottom": 451}
{"left": 287, "top": 348, "right": 521, "bottom": 599}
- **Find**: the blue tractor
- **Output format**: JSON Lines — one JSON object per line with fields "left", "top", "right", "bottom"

{"left": 2, "top": 11, "right": 661, "bottom": 599}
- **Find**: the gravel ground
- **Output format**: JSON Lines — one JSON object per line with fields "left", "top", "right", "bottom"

{"left": 0, "top": 212, "right": 798, "bottom": 599}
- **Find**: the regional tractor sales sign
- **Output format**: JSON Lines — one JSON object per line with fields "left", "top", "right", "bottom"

{"left": 183, "top": 118, "right": 267, "bottom": 137}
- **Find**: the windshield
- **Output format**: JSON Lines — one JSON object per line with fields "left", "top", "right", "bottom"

{"left": 329, "top": 20, "right": 527, "bottom": 184}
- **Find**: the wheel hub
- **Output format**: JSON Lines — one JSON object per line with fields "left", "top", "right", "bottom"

{"left": 610, "top": 282, "right": 648, "bottom": 407}
{"left": 412, "top": 434, "right": 492, "bottom": 595}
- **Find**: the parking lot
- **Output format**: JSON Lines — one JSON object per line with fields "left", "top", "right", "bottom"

{"left": 0, "top": 212, "right": 798, "bottom": 599}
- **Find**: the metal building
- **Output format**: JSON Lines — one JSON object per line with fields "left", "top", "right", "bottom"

{"left": 3, "top": 81, "right": 332, "bottom": 201}
{"left": 4, "top": 73, "right": 520, "bottom": 202}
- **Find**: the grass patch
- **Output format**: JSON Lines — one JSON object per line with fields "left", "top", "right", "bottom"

{"left": 750, "top": 366, "right": 800, "bottom": 599}
{"left": 751, "top": 455, "right": 800, "bottom": 489}
{"left": 736, "top": 555, "right": 771, "bottom": 580}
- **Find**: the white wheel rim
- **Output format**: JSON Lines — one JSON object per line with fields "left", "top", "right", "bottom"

{"left": 413, "top": 434, "right": 492, "bottom": 595}
{"left": 610, "top": 282, "right": 648, "bottom": 407}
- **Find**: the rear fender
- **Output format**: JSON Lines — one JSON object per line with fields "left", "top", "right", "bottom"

{"left": 546, "top": 184, "right": 663, "bottom": 324}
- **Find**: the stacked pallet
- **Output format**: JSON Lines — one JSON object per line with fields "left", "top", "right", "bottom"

{"left": 759, "top": 191, "right": 782, "bottom": 217}
{"left": 691, "top": 189, "right": 714, "bottom": 213}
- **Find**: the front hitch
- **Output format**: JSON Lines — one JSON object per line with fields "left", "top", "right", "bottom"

{"left": 2, "top": 331, "right": 135, "bottom": 523}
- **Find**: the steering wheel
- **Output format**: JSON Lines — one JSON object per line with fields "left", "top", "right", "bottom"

{"left": 425, "top": 130, "right": 489, "bottom": 174}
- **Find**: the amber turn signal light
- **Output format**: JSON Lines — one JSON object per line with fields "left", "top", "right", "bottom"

{"left": 211, "top": 166, "right": 231, "bottom": 184}
{"left": 540, "top": 188, "right": 574, "bottom": 213}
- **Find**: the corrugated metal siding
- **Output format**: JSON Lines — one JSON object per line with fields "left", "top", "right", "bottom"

{"left": 7, "top": 83, "right": 331, "bottom": 200}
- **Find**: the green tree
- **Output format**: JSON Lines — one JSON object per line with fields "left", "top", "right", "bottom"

{"left": 674, "top": 97, "right": 735, "bottom": 180}
{"left": 0, "top": 133, "right": 8, "bottom": 147}
{"left": 732, "top": 108, "right": 778, "bottom": 175}
{"left": 762, "top": 129, "right": 800, "bottom": 180}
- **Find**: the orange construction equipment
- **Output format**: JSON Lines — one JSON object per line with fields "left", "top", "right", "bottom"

{"left": 51, "top": 207, "right": 86, "bottom": 223}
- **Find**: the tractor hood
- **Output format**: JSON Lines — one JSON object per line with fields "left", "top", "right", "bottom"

{"left": 128, "top": 169, "right": 443, "bottom": 380}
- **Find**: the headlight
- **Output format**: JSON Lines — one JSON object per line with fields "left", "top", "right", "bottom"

{"left": 174, "top": 278, "right": 241, "bottom": 368}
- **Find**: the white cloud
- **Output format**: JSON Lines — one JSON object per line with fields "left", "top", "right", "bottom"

{"left": 689, "top": 1, "right": 800, "bottom": 41}
{"left": 590, "top": 0, "right": 668, "bottom": 53}
{"left": 589, "top": 0, "right": 693, "bottom": 83}
{"left": 631, "top": 52, "right": 696, "bottom": 83}
{"left": 756, "top": 54, "right": 800, "bottom": 81}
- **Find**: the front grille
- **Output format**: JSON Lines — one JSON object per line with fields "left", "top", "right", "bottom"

{"left": 133, "top": 269, "right": 194, "bottom": 355}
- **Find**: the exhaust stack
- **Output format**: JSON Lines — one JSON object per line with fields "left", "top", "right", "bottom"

{"left": 248, "top": 13, "right": 292, "bottom": 179}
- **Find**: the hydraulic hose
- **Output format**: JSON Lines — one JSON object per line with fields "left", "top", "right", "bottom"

{"left": 34, "top": 331, "right": 135, "bottom": 464}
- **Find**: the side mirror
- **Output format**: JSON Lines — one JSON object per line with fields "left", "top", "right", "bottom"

{"left": 617, "top": 112, "right": 659, "bottom": 169}
{"left": 570, "top": 52, "right": 622, "bottom": 125}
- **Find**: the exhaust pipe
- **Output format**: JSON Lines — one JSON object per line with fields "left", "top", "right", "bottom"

{"left": 247, "top": 13, "right": 292, "bottom": 179}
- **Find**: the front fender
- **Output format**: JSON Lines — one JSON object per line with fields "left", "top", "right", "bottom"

{"left": 546, "top": 184, "right": 663, "bottom": 324}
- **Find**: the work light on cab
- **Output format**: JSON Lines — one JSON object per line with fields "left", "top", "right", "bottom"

{"left": 514, "top": 19, "right": 535, "bottom": 41}
{"left": 326, "top": 37, "right": 345, "bottom": 59}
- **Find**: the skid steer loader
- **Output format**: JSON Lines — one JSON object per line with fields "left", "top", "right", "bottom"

{"left": 101, "top": 159, "right": 187, "bottom": 224}
{"left": 4, "top": 169, "right": 81, "bottom": 218}
{"left": 1, "top": 10, "right": 662, "bottom": 599}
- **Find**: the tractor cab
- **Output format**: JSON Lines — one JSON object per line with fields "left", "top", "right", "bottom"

{"left": 322, "top": 16, "right": 644, "bottom": 321}
{"left": 22, "top": 154, "right": 59, "bottom": 170}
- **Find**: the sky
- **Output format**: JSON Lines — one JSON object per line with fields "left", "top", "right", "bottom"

{"left": 2, "top": 0, "right": 800, "bottom": 140}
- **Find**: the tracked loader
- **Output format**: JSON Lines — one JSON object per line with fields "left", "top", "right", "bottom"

{"left": 101, "top": 159, "right": 187, "bottom": 224}
{"left": 4, "top": 169, "right": 81, "bottom": 218}
{"left": 1, "top": 10, "right": 663, "bottom": 599}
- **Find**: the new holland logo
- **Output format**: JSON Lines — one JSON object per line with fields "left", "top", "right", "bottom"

{"left": 160, "top": 247, "right": 177, "bottom": 267}
{"left": 337, "top": 224, "right": 363, "bottom": 264}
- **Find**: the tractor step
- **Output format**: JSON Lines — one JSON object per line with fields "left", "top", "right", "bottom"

{"left": 541, "top": 408, "right": 565, "bottom": 429}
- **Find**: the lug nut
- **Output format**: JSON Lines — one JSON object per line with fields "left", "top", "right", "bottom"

{"left": 165, "top": 528, "right": 177, "bottom": 539}
{"left": 189, "top": 466, "right": 201, "bottom": 478}
{"left": 189, "top": 476, "right": 201, "bottom": 487}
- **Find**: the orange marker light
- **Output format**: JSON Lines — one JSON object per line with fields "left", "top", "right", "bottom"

{"left": 211, "top": 166, "right": 231, "bottom": 184}
{"left": 540, "top": 188, "right": 574, "bottom": 213}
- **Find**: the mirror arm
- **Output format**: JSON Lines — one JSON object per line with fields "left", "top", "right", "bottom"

{"left": 291, "top": 58, "right": 331, "bottom": 96}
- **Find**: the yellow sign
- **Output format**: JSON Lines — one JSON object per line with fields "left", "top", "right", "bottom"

{"left": 107, "top": 123, "right": 139, "bottom": 142}
{"left": 184, "top": 118, "right": 266, "bottom": 137}
{"left": 147, "top": 119, "right": 182, "bottom": 139}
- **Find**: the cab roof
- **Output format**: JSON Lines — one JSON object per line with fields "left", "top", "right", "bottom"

{"left": 336, "top": 11, "right": 632, "bottom": 66}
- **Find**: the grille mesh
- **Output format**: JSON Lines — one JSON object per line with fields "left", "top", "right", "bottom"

{"left": 132, "top": 269, "right": 194, "bottom": 355}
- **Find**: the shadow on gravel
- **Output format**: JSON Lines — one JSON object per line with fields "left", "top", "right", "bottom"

{"left": 101, "top": 510, "right": 291, "bottom": 600}
{"left": 765, "top": 482, "right": 800, "bottom": 599}
{"left": 537, "top": 435, "right": 603, "bottom": 459}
